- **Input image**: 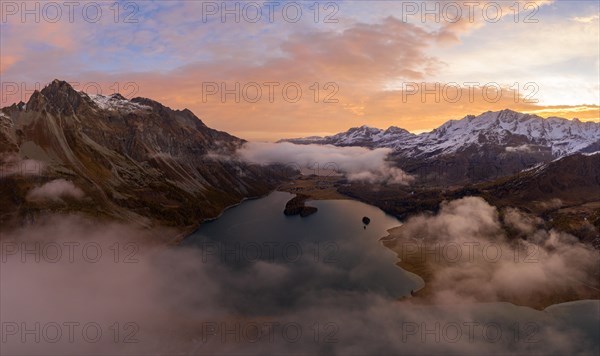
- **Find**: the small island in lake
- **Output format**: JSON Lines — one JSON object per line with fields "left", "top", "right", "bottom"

{"left": 284, "top": 194, "right": 318, "bottom": 217}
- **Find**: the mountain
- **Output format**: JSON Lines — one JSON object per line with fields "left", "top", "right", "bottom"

{"left": 339, "top": 153, "right": 600, "bottom": 247}
{"left": 282, "top": 110, "right": 600, "bottom": 185}
{"left": 284, "top": 125, "right": 415, "bottom": 148}
{"left": 476, "top": 152, "right": 600, "bottom": 247}
{"left": 476, "top": 152, "right": 600, "bottom": 206}
{"left": 283, "top": 110, "right": 600, "bottom": 156}
{"left": 0, "top": 80, "right": 290, "bottom": 238}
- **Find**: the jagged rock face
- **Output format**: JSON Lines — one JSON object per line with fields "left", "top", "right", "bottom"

{"left": 0, "top": 80, "right": 289, "bottom": 233}
{"left": 31, "top": 79, "right": 95, "bottom": 115}
{"left": 281, "top": 125, "right": 415, "bottom": 148}
{"left": 480, "top": 153, "right": 600, "bottom": 204}
{"left": 338, "top": 153, "right": 600, "bottom": 245}
{"left": 0, "top": 112, "right": 18, "bottom": 153}
{"left": 282, "top": 109, "right": 600, "bottom": 185}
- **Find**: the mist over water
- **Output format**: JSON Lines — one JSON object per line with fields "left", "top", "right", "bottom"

{"left": 1, "top": 193, "right": 598, "bottom": 355}
{"left": 184, "top": 191, "right": 422, "bottom": 313}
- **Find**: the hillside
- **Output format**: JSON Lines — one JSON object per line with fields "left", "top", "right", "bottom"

{"left": 0, "top": 80, "right": 291, "bottom": 239}
{"left": 283, "top": 110, "right": 600, "bottom": 185}
{"left": 339, "top": 153, "right": 600, "bottom": 247}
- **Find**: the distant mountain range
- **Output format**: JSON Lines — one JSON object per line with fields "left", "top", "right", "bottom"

{"left": 339, "top": 152, "right": 600, "bottom": 247}
{"left": 0, "top": 80, "right": 288, "bottom": 237}
{"left": 281, "top": 110, "right": 600, "bottom": 185}
{"left": 2, "top": 80, "right": 598, "bottom": 237}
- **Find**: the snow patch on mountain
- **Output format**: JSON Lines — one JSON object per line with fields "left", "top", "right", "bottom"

{"left": 282, "top": 110, "right": 600, "bottom": 158}
{"left": 582, "top": 151, "right": 600, "bottom": 156}
{"left": 88, "top": 93, "right": 150, "bottom": 112}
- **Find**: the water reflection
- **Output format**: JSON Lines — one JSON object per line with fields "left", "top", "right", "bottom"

{"left": 184, "top": 191, "right": 422, "bottom": 313}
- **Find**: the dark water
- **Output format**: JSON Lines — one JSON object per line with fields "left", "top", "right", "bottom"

{"left": 181, "top": 191, "right": 598, "bottom": 353}
{"left": 184, "top": 191, "right": 422, "bottom": 304}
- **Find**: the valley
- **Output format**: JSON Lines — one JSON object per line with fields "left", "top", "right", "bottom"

{"left": 0, "top": 80, "right": 293, "bottom": 241}
{"left": 1, "top": 79, "right": 598, "bottom": 355}
{"left": 274, "top": 156, "right": 600, "bottom": 310}
{"left": 3, "top": 1, "right": 599, "bottom": 353}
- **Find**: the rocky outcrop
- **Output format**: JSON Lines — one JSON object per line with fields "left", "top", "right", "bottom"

{"left": 0, "top": 79, "right": 293, "bottom": 236}
{"left": 284, "top": 194, "right": 318, "bottom": 217}
{"left": 340, "top": 153, "right": 600, "bottom": 246}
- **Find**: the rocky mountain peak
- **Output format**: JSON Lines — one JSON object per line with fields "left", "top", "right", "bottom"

{"left": 0, "top": 79, "right": 289, "bottom": 232}
{"left": 384, "top": 126, "right": 412, "bottom": 136}
{"left": 25, "top": 90, "right": 47, "bottom": 111}
{"left": 28, "top": 79, "right": 91, "bottom": 115}
{"left": 282, "top": 109, "right": 600, "bottom": 159}
{"left": 40, "top": 79, "right": 81, "bottom": 102}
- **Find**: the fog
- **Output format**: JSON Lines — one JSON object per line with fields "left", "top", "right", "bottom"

{"left": 1, "top": 207, "right": 598, "bottom": 355}
{"left": 26, "top": 179, "right": 85, "bottom": 201}
{"left": 394, "top": 197, "right": 600, "bottom": 305}
{"left": 237, "top": 142, "right": 414, "bottom": 185}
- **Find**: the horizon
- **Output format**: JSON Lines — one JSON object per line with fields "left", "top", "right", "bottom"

{"left": 5, "top": 78, "right": 597, "bottom": 141}
{"left": 1, "top": 0, "right": 599, "bottom": 140}
{"left": 2, "top": 2, "right": 600, "bottom": 355}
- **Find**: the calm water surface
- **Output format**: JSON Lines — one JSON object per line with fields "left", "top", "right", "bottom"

{"left": 182, "top": 191, "right": 598, "bottom": 350}
{"left": 185, "top": 191, "right": 422, "bottom": 299}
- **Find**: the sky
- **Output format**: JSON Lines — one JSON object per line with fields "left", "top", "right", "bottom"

{"left": 0, "top": 0, "right": 599, "bottom": 140}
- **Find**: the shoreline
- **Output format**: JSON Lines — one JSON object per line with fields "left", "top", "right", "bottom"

{"left": 175, "top": 175, "right": 349, "bottom": 243}
{"left": 380, "top": 225, "right": 600, "bottom": 310}
{"left": 173, "top": 183, "right": 599, "bottom": 312}
{"left": 175, "top": 189, "right": 287, "bottom": 244}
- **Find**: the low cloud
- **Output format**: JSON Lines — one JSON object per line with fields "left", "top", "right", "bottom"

{"left": 536, "top": 198, "right": 564, "bottom": 210}
{"left": 26, "top": 179, "right": 85, "bottom": 202}
{"left": 573, "top": 15, "right": 600, "bottom": 23}
{"left": 237, "top": 142, "right": 414, "bottom": 185}
{"left": 1, "top": 213, "right": 597, "bottom": 355}
{"left": 503, "top": 207, "right": 544, "bottom": 235}
{"left": 505, "top": 144, "right": 534, "bottom": 153}
{"left": 393, "top": 197, "right": 600, "bottom": 306}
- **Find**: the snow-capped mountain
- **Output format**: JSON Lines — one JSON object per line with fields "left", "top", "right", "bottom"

{"left": 282, "top": 109, "right": 600, "bottom": 158}
{"left": 282, "top": 109, "right": 600, "bottom": 185}
{"left": 0, "top": 79, "right": 289, "bottom": 233}
{"left": 284, "top": 125, "right": 415, "bottom": 148}
{"left": 412, "top": 110, "right": 600, "bottom": 158}
{"left": 88, "top": 93, "right": 152, "bottom": 112}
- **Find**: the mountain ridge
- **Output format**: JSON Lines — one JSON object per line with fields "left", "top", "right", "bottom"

{"left": 282, "top": 109, "right": 600, "bottom": 185}
{"left": 281, "top": 109, "right": 600, "bottom": 157}
{"left": 0, "top": 80, "right": 291, "bottom": 238}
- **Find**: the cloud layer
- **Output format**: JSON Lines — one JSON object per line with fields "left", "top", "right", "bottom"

{"left": 394, "top": 197, "right": 600, "bottom": 306}
{"left": 1, "top": 1, "right": 598, "bottom": 140}
{"left": 1, "top": 212, "right": 598, "bottom": 355}
{"left": 237, "top": 142, "right": 414, "bottom": 184}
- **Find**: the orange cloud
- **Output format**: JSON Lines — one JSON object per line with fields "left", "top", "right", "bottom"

{"left": 0, "top": 54, "right": 19, "bottom": 74}
{"left": 1, "top": 0, "right": 595, "bottom": 142}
